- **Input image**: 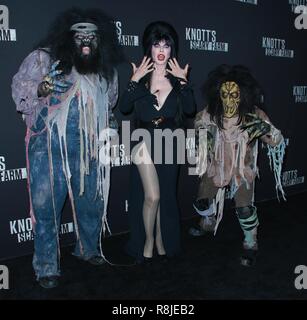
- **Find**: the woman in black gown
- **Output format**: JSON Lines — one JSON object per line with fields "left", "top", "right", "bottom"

{"left": 119, "top": 21, "right": 195, "bottom": 263}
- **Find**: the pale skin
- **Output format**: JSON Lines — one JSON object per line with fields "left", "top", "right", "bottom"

{"left": 131, "top": 40, "right": 189, "bottom": 110}
{"left": 130, "top": 40, "right": 189, "bottom": 258}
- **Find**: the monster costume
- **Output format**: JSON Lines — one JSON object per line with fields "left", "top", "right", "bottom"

{"left": 192, "top": 65, "right": 286, "bottom": 266}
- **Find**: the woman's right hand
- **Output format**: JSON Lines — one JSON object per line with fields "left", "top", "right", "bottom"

{"left": 130, "top": 56, "right": 154, "bottom": 82}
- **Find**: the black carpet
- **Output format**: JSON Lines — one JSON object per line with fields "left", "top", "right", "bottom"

{"left": 1, "top": 192, "right": 307, "bottom": 300}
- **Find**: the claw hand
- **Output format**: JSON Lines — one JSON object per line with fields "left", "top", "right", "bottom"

{"left": 39, "top": 60, "right": 72, "bottom": 96}
{"left": 240, "top": 113, "right": 271, "bottom": 144}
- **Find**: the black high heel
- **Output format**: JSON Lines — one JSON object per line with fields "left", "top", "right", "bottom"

{"left": 143, "top": 256, "right": 153, "bottom": 266}
{"left": 136, "top": 256, "right": 153, "bottom": 265}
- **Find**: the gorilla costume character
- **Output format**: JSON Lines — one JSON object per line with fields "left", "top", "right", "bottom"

{"left": 12, "top": 7, "right": 123, "bottom": 288}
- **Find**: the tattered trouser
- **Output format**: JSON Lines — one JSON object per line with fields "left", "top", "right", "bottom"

{"left": 197, "top": 174, "right": 259, "bottom": 249}
{"left": 27, "top": 104, "right": 104, "bottom": 279}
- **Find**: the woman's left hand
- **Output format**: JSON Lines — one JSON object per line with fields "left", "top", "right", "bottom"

{"left": 166, "top": 58, "right": 189, "bottom": 83}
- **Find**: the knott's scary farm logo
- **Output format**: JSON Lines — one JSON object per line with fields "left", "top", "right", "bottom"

{"left": 289, "top": 0, "right": 307, "bottom": 13}
{"left": 235, "top": 0, "right": 258, "bottom": 5}
{"left": 115, "top": 21, "right": 139, "bottom": 47}
{"left": 0, "top": 5, "right": 17, "bottom": 42}
{"left": 109, "top": 143, "right": 131, "bottom": 167}
{"left": 9, "top": 218, "right": 74, "bottom": 243}
{"left": 262, "top": 37, "right": 294, "bottom": 58}
{"left": 185, "top": 27, "right": 229, "bottom": 52}
{"left": 282, "top": 170, "right": 305, "bottom": 187}
{"left": 0, "top": 156, "right": 27, "bottom": 182}
{"left": 293, "top": 86, "right": 307, "bottom": 103}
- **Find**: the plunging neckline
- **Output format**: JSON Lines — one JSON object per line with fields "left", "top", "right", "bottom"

{"left": 151, "top": 87, "right": 174, "bottom": 112}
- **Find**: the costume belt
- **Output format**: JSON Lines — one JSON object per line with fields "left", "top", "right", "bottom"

{"left": 139, "top": 117, "right": 176, "bottom": 129}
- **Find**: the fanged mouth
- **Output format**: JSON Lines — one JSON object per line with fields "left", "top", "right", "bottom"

{"left": 224, "top": 105, "right": 237, "bottom": 117}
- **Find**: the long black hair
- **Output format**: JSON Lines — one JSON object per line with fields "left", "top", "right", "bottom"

{"left": 141, "top": 21, "right": 186, "bottom": 126}
{"left": 35, "top": 7, "right": 124, "bottom": 83}
{"left": 142, "top": 21, "right": 178, "bottom": 59}
{"left": 203, "top": 64, "right": 264, "bottom": 129}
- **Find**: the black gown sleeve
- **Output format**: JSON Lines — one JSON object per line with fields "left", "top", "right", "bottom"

{"left": 118, "top": 81, "right": 149, "bottom": 115}
{"left": 179, "top": 83, "right": 196, "bottom": 116}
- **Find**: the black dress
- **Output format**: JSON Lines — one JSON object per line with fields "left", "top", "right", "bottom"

{"left": 119, "top": 77, "right": 196, "bottom": 261}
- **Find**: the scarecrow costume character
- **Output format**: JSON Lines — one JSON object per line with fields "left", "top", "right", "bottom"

{"left": 191, "top": 65, "right": 286, "bottom": 267}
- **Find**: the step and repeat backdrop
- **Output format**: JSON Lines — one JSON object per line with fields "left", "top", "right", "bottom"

{"left": 0, "top": 0, "right": 306, "bottom": 260}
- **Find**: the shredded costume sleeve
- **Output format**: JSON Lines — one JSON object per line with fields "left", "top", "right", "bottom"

{"left": 256, "top": 108, "right": 283, "bottom": 147}
{"left": 11, "top": 50, "right": 50, "bottom": 128}
{"left": 256, "top": 108, "right": 286, "bottom": 200}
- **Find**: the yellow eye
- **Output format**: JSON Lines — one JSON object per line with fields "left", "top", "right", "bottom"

{"left": 231, "top": 92, "right": 239, "bottom": 98}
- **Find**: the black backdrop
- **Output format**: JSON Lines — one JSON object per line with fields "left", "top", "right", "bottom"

{"left": 1, "top": 0, "right": 306, "bottom": 261}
